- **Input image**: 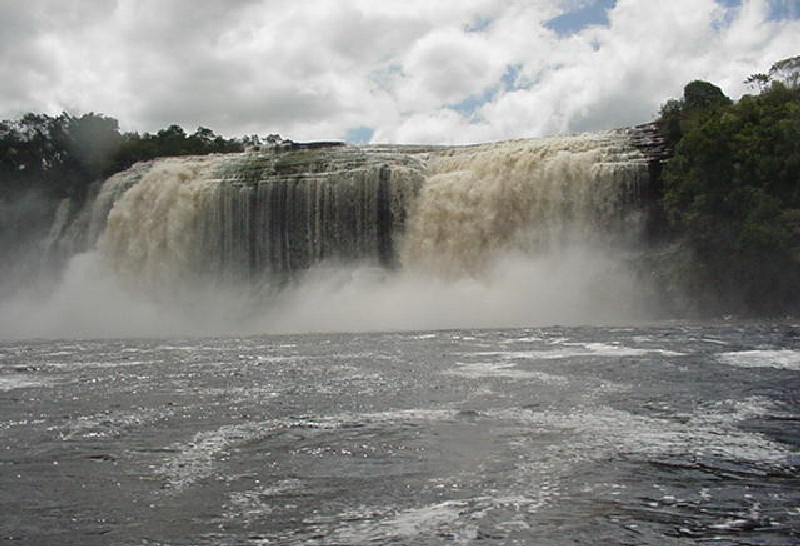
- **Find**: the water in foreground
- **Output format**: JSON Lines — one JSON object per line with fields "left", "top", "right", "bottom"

{"left": 1, "top": 322, "right": 799, "bottom": 545}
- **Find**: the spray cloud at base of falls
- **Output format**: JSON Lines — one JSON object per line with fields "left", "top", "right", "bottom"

{"left": 0, "top": 130, "right": 658, "bottom": 338}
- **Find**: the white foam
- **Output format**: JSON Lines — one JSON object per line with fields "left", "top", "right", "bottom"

{"left": 157, "top": 408, "right": 460, "bottom": 491}
{"left": 464, "top": 344, "right": 684, "bottom": 361}
{"left": 159, "top": 422, "right": 267, "bottom": 491}
{"left": 718, "top": 349, "right": 800, "bottom": 370}
{"left": 313, "top": 496, "right": 546, "bottom": 545}
{"left": 500, "top": 336, "right": 544, "bottom": 344}
{"left": 0, "top": 376, "right": 49, "bottom": 391}
{"left": 226, "top": 479, "right": 306, "bottom": 522}
{"left": 62, "top": 406, "right": 171, "bottom": 440}
{"left": 152, "top": 394, "right": 791, "bottom": 542}
{"left": 490, "top": 396, "right": 790, "bottom": 466}
{"left": 330, "top": 500, "right": 473, "bottom": 543}
{"left": 578, "top": 342, "right": 685, "bottom": 357}
{"left": 46, "top": 359, "right": 165, "bottom": 370}
{"left": 445, "top": 361, "right": 568, "bottom": 383}
{"left": 708, "top": 518, "right": 752, "bottom": 530}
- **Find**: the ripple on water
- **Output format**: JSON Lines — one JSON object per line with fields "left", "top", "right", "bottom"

{"left": 62, "top": 406, "right": 175, "bottom": 440}
{"left": 157, "top": 408, "right": 460, "bottom": 491}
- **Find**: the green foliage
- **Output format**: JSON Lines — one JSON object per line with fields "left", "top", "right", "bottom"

{"left": 656, "top": 81, "right": 733, "bottom": 150}
{"left": 658, "top": 61, "right": 800, "bottom": 315}
{"left": 743, "top": 56, "right": 800, "bottom": 95}
{"left": 111, "top": 124, "right": 243, "bottom": 173}
{"left": 682, "top": 80, "right": 732, "bottom": 111}
{"left": 0, "top": 113, "right": 244, "bottom": 200}
{"left": 657, "top": 98, "right": 685, "bottom": 148}
{"left": 0, "top": 112, "right": 100, "bottom": 199}
{"left": 67, "top": 113, "right": 121, "bottom": 179}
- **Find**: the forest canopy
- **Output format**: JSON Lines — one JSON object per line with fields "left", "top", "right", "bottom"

{"left": 0, "top": 113, "right": 244, "bottom": 200}
{"left": 655, "top": 55, "right": 800, "bottom": 315}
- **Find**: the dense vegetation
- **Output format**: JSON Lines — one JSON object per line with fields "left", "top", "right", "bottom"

{"left": 0, "top": 113, "right": 243, "bottom": 201}
{"left": 655, "top": 56, "right": 800, "bottom": 315}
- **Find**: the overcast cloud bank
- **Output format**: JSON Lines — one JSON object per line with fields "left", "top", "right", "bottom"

{"left": 1, "top": 0, "right": 798, "bottom": 143}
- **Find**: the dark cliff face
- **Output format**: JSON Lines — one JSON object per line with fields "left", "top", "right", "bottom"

{"left": 204, "top": 153, "right": 426, "bottom": 279}
{"left": 627, "top": 123, "right": 673, "bottom": 242}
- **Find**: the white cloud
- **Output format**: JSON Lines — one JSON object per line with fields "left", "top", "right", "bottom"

{"left": 0, "top": 0, "right": 797, "bottom": 143}
{"left": 396, "top": 28, "right": 505, "bottom": 110}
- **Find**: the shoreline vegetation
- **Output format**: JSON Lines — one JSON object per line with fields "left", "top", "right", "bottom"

{"left": 653, "top": 55, "right": 800, "bottom": 316}
{"left": 1, "top": 56, "right": 798, "bottom": 318}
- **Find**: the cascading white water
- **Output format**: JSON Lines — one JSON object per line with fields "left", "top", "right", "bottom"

{"left": 100, "top": 155, "right": 227, "bottom": 291}
{"left": 98, "top": 148, "right": 427, "bottom": 294}
{"left": 0, "top": 131, "right": 656, "bottom": 337}
{"left": 401, "top": 132, "right": 648, "bottom": 276}
{"left": 96, "top": 131, "right": 648, "bottom": 290}
{"left": 42, "top": 160, "right": 154, "bottom": 265}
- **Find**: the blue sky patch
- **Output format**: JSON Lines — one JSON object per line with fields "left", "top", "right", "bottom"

{"left": 368, "top": 64, "right": 403, "bottom": 92}
{"left": 545, "top": 0, "right": 617, "bottom": 37}
{"left": 465, "top": 15, "right": 493, "bottom": 32}
{"left": 766, "top": 0, "right": 800, "bottom": 21}
{"left": 715, "top": 0, "right": 799, "bottom": 21}
{"left": 344, "top": 126, "right": 374, "bottom": 144}
{"left": 712, "top": 0, "right": 741, "bottom": 30}
{"left": 501, "top": 64, "right": 522, "bottom": 91}
{"left": 448, "top": 89, "right": 494, "bottom": 120}
{"left": 448, "top": 65, "right": 525, "bottom": 119}
{"left": 713, "top": 0, "right": 797, "bottom": 29}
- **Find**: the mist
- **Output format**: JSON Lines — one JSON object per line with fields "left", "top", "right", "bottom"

{"left": 0, "top": 241, "right": 655, "bottom": 339}
{"left": 0, "top": 189, "right": 62, "bottom": 299}
{"left": 265, "top": 245, "right": 654, "bottom": 334}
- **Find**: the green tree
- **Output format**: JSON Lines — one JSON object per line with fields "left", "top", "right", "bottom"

{"left": 682, "top": 80, "right": 732, "bottom": 111}
{"left": 66, "top": 113, "right": 121, "bottom": 179}
{"left": 659, "top": 73, "right": 800, "bottom": 314}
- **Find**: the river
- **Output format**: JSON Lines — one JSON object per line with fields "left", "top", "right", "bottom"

{"left": 2, "top": 322, "right": 799, "bottom": 544}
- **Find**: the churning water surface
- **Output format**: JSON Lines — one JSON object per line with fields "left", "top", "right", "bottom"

{"left": 1, "top": 322, "right": 799, "bottom": 545}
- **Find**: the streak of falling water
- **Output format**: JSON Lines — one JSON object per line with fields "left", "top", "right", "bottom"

{"left": 401, "top": 132, "right": 648, "bottom": 276}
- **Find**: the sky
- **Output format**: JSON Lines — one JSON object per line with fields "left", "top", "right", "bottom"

{"left": 0, "top": 0, "right": 798, "bottom": 144}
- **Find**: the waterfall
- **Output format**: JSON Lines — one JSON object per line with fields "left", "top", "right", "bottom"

{"left": 42, "top": 161, "right": 154, "bottom": 267}
{"left": 9, "top": 129, "right": 657, "bottom": 337}
{"left": 98, "top": 148, "right": 427, "bottom": 292}
{"left": 400, "top": 132, "right": 648, "bottom": 276}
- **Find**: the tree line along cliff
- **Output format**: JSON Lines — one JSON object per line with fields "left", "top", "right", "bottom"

{"left": 0, "top": 115, "right": 244, "bottom": 201}
{"left": 651, "top": 55, "right": 800, "bottom": 316}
